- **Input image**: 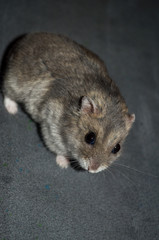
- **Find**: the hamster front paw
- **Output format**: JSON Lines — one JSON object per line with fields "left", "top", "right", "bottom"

{"left": 4, "top": 96, "right": 18, "bottom": 115}
{"left": 56, "top": 155, "right": 69, "bottom": 169}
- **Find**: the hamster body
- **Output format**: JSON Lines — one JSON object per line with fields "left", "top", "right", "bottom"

{"left": 2, "top": 33, "right": 135, "bottom": 173}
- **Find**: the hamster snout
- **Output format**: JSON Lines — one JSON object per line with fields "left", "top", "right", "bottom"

{"left": 88, "top": 163, "right": 105, "bottom": 173}
{"left": 2, "top": 33, "right": 135, "bottom": 173}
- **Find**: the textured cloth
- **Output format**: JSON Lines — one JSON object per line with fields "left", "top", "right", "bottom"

{"left": 0, "top": 0, "right": 159, "bottom": 239}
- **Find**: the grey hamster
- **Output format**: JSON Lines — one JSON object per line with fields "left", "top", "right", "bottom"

{"left": 2, "top": 32, "right": 135, "bottom": 173}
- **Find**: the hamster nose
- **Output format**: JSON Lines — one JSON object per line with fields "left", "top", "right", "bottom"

{"left": 88, "top": 163, "right": 100, "bottom": 172}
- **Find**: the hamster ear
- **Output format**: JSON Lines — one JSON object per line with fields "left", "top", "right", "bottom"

{"left": 79, "top": 96, "right": 98, "bottom": 114}
{"left": 125, "top": 113, "right": 135, "bottom": 131}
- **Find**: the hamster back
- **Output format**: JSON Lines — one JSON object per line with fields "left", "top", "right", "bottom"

{"left": 3, "top": 33, "right": 135, "bottom": 173}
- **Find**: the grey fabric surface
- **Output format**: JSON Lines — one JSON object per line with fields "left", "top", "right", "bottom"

{"left": 0, "top": 0, "right": 159, "bottom": 239}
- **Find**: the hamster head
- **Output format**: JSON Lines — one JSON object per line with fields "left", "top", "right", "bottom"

{"left": 63, "top": 94, "right": 135, "bottom": 173}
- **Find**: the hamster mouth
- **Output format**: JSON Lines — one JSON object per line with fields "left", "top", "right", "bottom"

{"left": 87, "top": 165, "right": 107, "bottom": 173}
{"left": 69, "top": 158, "right": 107, "bottom": 173}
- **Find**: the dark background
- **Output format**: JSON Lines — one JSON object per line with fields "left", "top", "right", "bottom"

{"left": 0, "top": 0, "right": 159, "bottom": 239}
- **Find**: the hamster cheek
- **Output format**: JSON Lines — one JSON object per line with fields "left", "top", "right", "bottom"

{"left": 56, "top": 155, "right": 70, "bottom": 169}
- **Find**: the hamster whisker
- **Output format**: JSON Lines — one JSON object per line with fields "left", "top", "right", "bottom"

{"left": 105, "top": 167, "right": 137, "bottom": 194}
{"left": 68, "top": 158, "right": 85, "bottom": 171}
{"left": 67, "top": 158, "right": 77, "bottom": 163}
{"left": 113, "top": 163, "right": 159, "bottom": 179}
{"left": 105, "top": 168, "right": 118, "bottom": 182}
{"left": 113, "top": 167, "right": 137, "bottom": 189}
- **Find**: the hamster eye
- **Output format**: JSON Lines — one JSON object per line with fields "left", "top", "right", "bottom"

{"left": 85, "top": 132, "right": 96, "bottom": 145}
{"left": 111, "top": 143, "right": 120, "bottom": 154}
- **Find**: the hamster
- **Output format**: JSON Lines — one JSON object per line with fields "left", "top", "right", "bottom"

{"left": 2, "top": 32, "right": 135, "bottom": 173}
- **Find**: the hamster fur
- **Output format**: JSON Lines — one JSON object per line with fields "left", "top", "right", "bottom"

{"left": 2, "top": 33, "right": 135, "bottom": 173}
